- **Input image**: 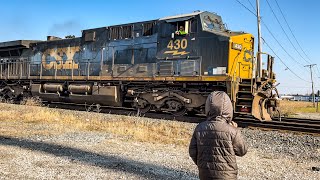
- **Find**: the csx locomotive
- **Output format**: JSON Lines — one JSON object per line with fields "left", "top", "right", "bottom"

{"left": 0, "top": 11, "right": 279, "bottom": 120}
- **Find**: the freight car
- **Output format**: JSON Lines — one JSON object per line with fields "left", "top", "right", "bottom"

{"left": 0, "top": 11, "right": 279, "bottom": 120}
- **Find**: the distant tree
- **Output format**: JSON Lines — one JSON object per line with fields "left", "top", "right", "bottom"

{"left": 65, "top": 35, "right": 75, "bottom": 39}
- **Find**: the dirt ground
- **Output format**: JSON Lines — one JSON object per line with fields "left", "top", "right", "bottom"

{"left": 0, "top": 103, "right": 319, "bottom": 179}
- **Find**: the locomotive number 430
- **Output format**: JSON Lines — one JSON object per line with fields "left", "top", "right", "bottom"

{"left": 167, "top": 39, "right": 188, "bottom": 50}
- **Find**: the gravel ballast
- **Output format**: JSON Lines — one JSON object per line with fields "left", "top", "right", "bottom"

{"left": 0, "top": 105, "right": 319, "bottom": 179}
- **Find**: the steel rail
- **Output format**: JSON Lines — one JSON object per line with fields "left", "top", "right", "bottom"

{"left": 234, "top": 117, "right": 320, "bottom": 134}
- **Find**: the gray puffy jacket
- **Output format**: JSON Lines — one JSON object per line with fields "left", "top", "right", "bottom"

{"left": 189, "top": 91, "right": 247, "bottom": 180}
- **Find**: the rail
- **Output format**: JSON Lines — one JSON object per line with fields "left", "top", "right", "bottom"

{"left": 234, "top": 116, "right": 320, "bottom": 134}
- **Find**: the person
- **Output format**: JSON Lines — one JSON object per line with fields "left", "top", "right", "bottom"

{"left": 189, "top": 91, "right": 247, "bottom": 180}
{"left": 176, "top": 26, "right": 187, "bottom": 35}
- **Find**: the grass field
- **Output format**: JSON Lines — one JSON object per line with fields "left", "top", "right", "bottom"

{"left": 0, "top": 100, "right": 194, "bottom": 146}
{"left": 280, "top": 100, "right": 320, "bottom": 116}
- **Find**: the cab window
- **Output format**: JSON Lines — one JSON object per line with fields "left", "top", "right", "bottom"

{"left": 201, "top": 14, "right": 225, "bottom": 32}
{"left": 161, "top": 18, "right": 196, "bottom": 37}
{"left": 175, "top": 21, "right": 189, "bottom": 35}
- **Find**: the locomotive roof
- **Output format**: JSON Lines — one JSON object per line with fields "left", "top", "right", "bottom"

{"left": 83, "top": 11, "right": 210, "bottom": 31}
{"left": 0, "top": 40, "right": 41, "bottom": 50}
{"left": 159, "top": 11, "right": 205, "bottom": 21}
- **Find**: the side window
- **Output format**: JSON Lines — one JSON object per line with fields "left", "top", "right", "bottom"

{"left": 122, "top": 25, "right": 133, "bottom": 39}
{"left": 143, "top": 22, "right": 155, "bottom": 36}
{"left": 110, "top": 25, "right": 133, "bottom": 40}
{"left": 84, "top": 31, "right": 96, "bottom": 42}
{"left": 110, "top": 27, "right": 121, "bottom": 40}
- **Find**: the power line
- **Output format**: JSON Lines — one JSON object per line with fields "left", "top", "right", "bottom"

{"left": 265, "top": 0, "right": 310, "bottom": 65}
{"left": 234, "top": 0, "right": 310, "bottom": 82}
{"left": 274, "top": 0, "right": 312, "bottom": 63}
{"left": 261, "top": 20, "right": 306, "bottom": 67}
{"left": 273, "top": 0, "right": 320, "bottom": 85}
{"left": 235, "top": 0, "right": 257, "bottom": 16}
{"left": 262, "top": 38, "right": 310, "bottom": 83}
{"left": 279, "top": 86, "right": 320, "bottom": 89}
{"left": 246, "top": 0, "right": 256, "bottom": 11}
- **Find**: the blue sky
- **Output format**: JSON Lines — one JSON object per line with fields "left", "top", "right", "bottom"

{"left": 0, "top": 0, "right": 319, "bottom": 95}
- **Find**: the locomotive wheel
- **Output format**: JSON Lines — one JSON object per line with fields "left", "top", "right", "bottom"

{"left": 137, "top": 104, "right": 151, "bottom": 115}
{"left": 135, "top": 98, "right": 151, "bottom": 116}
{"left": 1, "top": 88, "right": 14, "bottom": 101}
{"left": 166, "top": 99, "right": 186, "bottom": 116}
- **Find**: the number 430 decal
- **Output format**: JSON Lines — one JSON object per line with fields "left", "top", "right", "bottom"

{"left": 164, "top": 39, "right": 190, "bottom": 56}
{"left": 167, "top": 39, "right": 188, "bottom": 50}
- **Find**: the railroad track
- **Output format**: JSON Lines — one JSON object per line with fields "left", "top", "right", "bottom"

{"left": 24, "top": 102, "right": 320, "bottom": 134}
{"left": 234, "top": 117, "right": 320, "bottom": 134}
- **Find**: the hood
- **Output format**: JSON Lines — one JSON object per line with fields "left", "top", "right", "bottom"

{"left": 205, "top": 91, "right": 233, "bottom": 122}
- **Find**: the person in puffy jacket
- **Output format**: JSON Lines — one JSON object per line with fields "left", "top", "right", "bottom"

{"left": 189, "top": 91, "right": 247, "bottom": 180}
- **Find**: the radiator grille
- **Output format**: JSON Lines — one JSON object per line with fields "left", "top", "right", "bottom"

{"left": 180, "top": 61, "right": 196, "bottom": 76}
{"left": 158, "top": 61, "right": 174, "bottom": 75}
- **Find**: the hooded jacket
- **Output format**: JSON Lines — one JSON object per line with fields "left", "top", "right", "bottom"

{"left": 189, "top": 91, "right": 247, "bottom": 180}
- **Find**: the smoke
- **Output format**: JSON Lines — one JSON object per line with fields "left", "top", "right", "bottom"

{"left": 48, "top": 20, "right": 83, "bottom": 38}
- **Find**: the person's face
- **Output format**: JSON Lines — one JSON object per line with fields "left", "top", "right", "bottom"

{"left": 179, "top": 26, "right": 183, "bottom": 30}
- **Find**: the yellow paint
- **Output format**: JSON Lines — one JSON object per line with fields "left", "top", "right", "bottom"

{"left": 164, "top": 50, "right": 190, "bottom": 56}
{"left": 228, "top": 34, "right": 254, "bottom": 80}
{"left": 42, "top": 46, "right": 80, "bottom": 69}
{"left": 167, "top": 39, "right": 188, "bottom": 50}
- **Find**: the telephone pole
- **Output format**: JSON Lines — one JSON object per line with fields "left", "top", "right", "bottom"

{"left": 304, "top": 64, "right": 316, "bottom": 107}
{"left": 256, "top": 0, "right": 262, "bottom": 78}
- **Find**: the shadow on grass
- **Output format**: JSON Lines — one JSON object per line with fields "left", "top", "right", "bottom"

{"left": 0, "top": 136, "right": 197, "bottom": 179}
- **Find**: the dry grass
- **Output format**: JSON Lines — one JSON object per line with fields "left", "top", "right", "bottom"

{"left": 280, "top": 100, "right": 320, "bottom": 116}
{"left": 20, "top": 97, "right": 44, "bottom": 106}
{"left": 0, "top": 103, "right": 193, "bottom": 146}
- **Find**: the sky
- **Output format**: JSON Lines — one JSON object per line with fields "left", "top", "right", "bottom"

{"left": 0, "top": 0, "right": 319, "bottom": 95}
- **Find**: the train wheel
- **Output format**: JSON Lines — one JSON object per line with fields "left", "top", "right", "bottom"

{"left": 166, "top": 99, "right": 186, "bottom": 116}
{"left": 135, "top": 98, "right": 151, "bottom": 116}
{"left": 0, "top": 88, "right": 15, "bottom": 102}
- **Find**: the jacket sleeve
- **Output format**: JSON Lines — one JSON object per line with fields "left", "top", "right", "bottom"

{"left": 232, "top": 130, "right": 247, "bottom": 157}
{"left": 189, "top": 130, "right": 198, "bottom": 165}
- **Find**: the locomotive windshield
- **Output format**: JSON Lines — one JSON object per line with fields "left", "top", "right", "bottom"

{"left": 200, "top": 13, "right": 226, "bottom": 33}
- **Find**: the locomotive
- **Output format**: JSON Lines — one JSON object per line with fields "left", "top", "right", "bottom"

{"left": 0, "top": 11, "right": 279, "bottom": 120}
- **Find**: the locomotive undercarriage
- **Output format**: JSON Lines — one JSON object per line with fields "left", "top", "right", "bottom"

{"left": 0, "top": 80, "right": 227, "bottom": 116}
{"left": 127, "top": 82, "right": 226, "bottom": 116}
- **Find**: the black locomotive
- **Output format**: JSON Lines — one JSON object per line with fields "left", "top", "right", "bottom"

{"left": 0, "top": 11, "right": 279, "bottom": 119}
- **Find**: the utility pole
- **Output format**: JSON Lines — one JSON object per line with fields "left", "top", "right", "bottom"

{"left": 256, "top": 0, "right": 262, "bottom": 78}
{"left": 304, "top": 64, "right": 316, "bottom": 107}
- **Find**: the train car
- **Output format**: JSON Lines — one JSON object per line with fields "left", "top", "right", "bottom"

{"left": 0, "top": 11, "right": 279, "bottom": 120}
